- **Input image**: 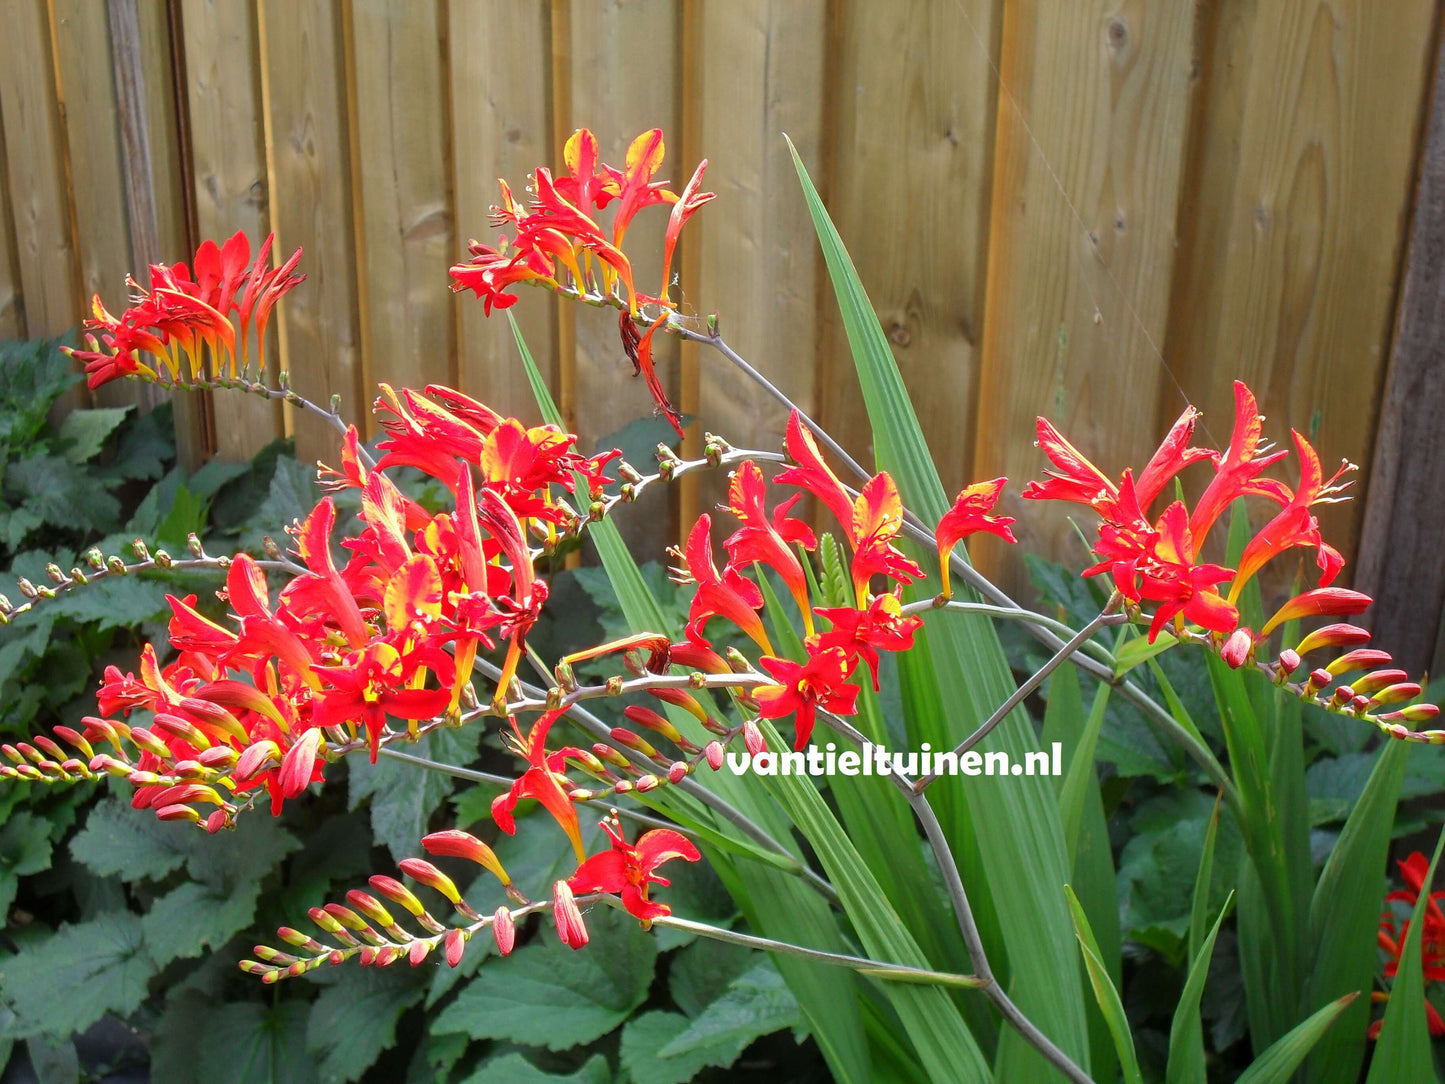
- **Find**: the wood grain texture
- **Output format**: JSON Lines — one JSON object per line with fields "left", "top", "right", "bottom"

{"left": 565, "top": 0, "right": 681, "bottom": 559}
{"left": 0, "top": 107, "right": 23, "bottom": 339}
{"left": 689, "top": 0, "right": 826, "bottom": 521}
{"left": 0, "top": 0, "right": 81, "bottom": 338}
{"left": 972, "top": 0, "right": 1199, "bottom": 594}
{"left": 181, "top": 0, "right": 283, "bottom": 459}
{"left": 258, "top": 0, "right": 363, "bottom": 468}
{"left": 1354, "top": 27, "right": 1445, "bottom": 678}
{"left": 820, "top": 0, "right": 1001, "bottom": 496}
{"left": 447, "top": 0, "right": 556, "bottom": 422}
{"left": 348, "top": 0, "right": 454, "bottom": 419}
{"left": 1163, "top": 0, "right": 1438, "bottom": 577}
{"left": 50, "top": 0, "right": 133, "bottom": 321}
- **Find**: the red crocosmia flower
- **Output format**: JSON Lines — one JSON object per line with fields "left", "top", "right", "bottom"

{"left": 282, "top": 498, "right": 371, "bottom": 648}
{"left": 447, "top": 240, "right": 538, "bottom": 314}
{"left": 1188, "top": 382, "right": 1292, "bottom": 541}
{"left": 606, "top": 129, "right": 673, "bottom": 247}
{"left": 310, "top": 642, "right": 452, "bottom": 762}
{"left": 1258, "top": 588, "right": 1372, "bottom": 639}
{"left": 475, "top": 487, "right": 548, "bottom": 706}
{"left": 1133, "top": 405, "right": 1219, "bottom": 510}
{"left": 849, "top": 473, "right": 923, "bottom": 605}
{"left": 480, "top": 417, "right": 587, "bottom": 521}
{"left": 567, "top": 817, "right": 701, "bottom": 922}
{"left": 723, "top": 461, "right": 818, "bottom": 635}
{"left": 619, "top": 313, "right": 683, "bottom": 436}
{"left": 776, "top": 411, "right": 856, "bottom": 539}
{"left": 677, "top": 514, "right": 772, "bottom": 654}
{"left": 1231, "top": 430, "right": 1353, "bottom": 599}
{"left": 754, "top": 646, "right": 861, "bottom": 749}
{"left": 556, "top": 128, "right": 611, "bottom": 213}
{"left": 660, "top": 159, "right": 714, "bottom": 299}
{"left": 814, "top": 594, "right": 922, "bottom": 692}
{"left": 374, "top": 383, "right": 491, "bottom": 484}
{"left": 1134, "top": 502, "right": 1238, "bottom": 641}
{"left": 935, "top": 478, "right": 1016, "bottom": 598}
{"left": 166, "top": 593, "right": 240, "bottom": 658}
{"left": 491, "top": 709, "right": 586, "bottom": 862}
{"left": 1021, "top": 417, "right": 1120, "bottom": 513}
{"left": 1371, "top": 851, "right": 1445, "bottom": 1039}
{"left": 226, "top": 555, "right": 321, "bottom": 686}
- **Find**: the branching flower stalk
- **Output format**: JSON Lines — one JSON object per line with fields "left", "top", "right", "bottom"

{"left": 8, "top": 124, "right": 1441, "bottom": 1084}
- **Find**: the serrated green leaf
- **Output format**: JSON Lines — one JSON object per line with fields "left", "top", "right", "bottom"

{"left": 0, "top": 813, "right": 54, "bottom": 917}
{"left": 1066, "top": 885, "right": 1142, "bottom": 1084}
{"left": 349, "top": 727, "right": 478, "bottom": 862}
{"left": 306, "top": 966, "right": 426, "bottom": 1084}
{"left": 153, "top": 998, "right": 316, "bottom": 1084}
{"left": 461, "top": 1053, "right": 610, "bottom": 1084}
{"left": 70, "top": 798, "right": 193, "bottom": 881}
{"left": 789, "top": 136, "right": 1089, "bottom": 1078}
{"left": 1238, "top": 993, "right": 1358, "bottom": 1084}
{"left": 668, "top": 938, "right": 756, "bottom": 1018}
{"left": 58, "top": 407, "right": 132, "bottom": 463}
{"left": 142, "top": 880, "right": 261, "bottom": 967}
{"left": 659, "top": 958, "right": 800, "bottom": 1058}
{"left": 24, "top": 1035, "right": 77, "bottom": 1084}
{"left": 1365, "top": 824, "right": 1445, "bottom": 1083}
{"left": 1304, "top": 739, "right": 1409, "bottom": 1084}
{"left": 433, "top": 905, "right": 656, "bottom": 1050}
{"left": 47, "top": 574, "right": 172, "bottom": 631}
{"left": 6, "top": 456, "right": 121, "bottom": 534}
{"left": 1167, "top": 890, "right": 1233, "bottom": 1084}
{"left": 0, "top": 913, "right": 156, "bottom": 1038}
{"left": 622, "top": 1010, "right": 749, "bottom": 1084}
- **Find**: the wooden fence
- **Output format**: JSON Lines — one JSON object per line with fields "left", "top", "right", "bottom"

{"left": 2, "top": 0, "right": 1443, "bottom": 670}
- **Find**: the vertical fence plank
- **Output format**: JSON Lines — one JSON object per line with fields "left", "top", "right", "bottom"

{"left": 181, "top": 0, "right": 284, "bottom": 460}
{"left": 688, "top": 0, "right": 825, "bottom": 520}
{"left": 258, "top": 0, "right": 363, "bottom": 467}
{"left": 347, "top": 0, "right": 454, "bottom": 415}
{"left": 447, "top": 0, "right": 556, "bottom": 420}
{"left": 0, "top": 0, "right": 81, "bottom": 339}
{"left": 1354, "top": 27, "right": 1445, "bottom": 678}
{"left": 817, "top": 0, "right": 1001, "bottom": 499}
{"left": 566, "top": 0, "right": 681, "bottom": 558}
{"left": 50, "top": 2, "right": 133, "bottom": 339}
{"left": 0, "top": 110, "right": 23, "bottom": 339}
{"left": 971, "top": 0, "right": 1198, "bottom": 593}
{"left": 137, "top": 0, "right": 187, "bottom": 260}
{"left": 1163, "top": 0, "right": 1437, "bottom": 572}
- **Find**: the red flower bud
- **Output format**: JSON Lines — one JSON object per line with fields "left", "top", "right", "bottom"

{"left": 667, "top": 761, "right": 688, "bottom": 784}
{"left": 398, "top": 857, "right": 462, "bottom": 904}
{"left": 703, "top": 741, "right": 725, "bottom": 770}
{"left": 1325, "top": 649, "right": 1394, "bottom": 677}
{"left": 743, "top": 719, "right": 766, "bottom": 756}
{"left": 552, "top": 880, "right": 588, "bottom": 949}
{"left": 445, "top": 928, "right": 466, "bottom": 967}
{"left": 493, "top": 906, "right": 516, "bottom": 956}
{"left": 155, "top": 804, "right": 201, "bottom": 824}
{"left": 1293, "top": 623, "right": 1372, "bottom": 657}
{"left": 421, "top": 830, "right": 511, "bottom": 886}
{"left": 1220, "top": 628, "right": 1253, "bottom": 669}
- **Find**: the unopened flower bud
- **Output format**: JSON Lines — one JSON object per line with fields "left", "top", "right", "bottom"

{"left": 605, "top": 675, "right": 624, "bottom": 696}
{"left": 154, "top": 549, "right": 172, "bottom": 569}
{"left": 609, "top": 727, "right": 659, "bottom": 759}
{"left": 667, "top": 761, "right": 689, "bottom": 784}
{"left": 107, "top": 556, "right": 127, "bottom": 575}
{"left": 44, "top": 563, "right": 65, "bottom": 584}
{"left": 15, "top": 577, "right": 36, "bottom": 599}
{"left": 421, "top": 830, "right": 511, "bottom": 886}
{"left": 552, "top": 880, "right": 589, "bottom": 949}
{"left": 187, "top": 532, "right": 204, "bottom": 557}
{"left": 399, "top": 858, "right": 462, "bottom": 904}
{"left": 131, "top": 539, "right": 150, "bottom": 562}
{"left": 445, "top": 928, "right": 467, "bottom": 967}
{"left": 704, "top": 741, "right": 725, "bottom": 770}
{"left": 493, "top": 907, "right": 516, "bottom": 955}
{"left": 155, "top": 804, "right": 201, "bottom": 824}
{"left": 635, "top": 774, "right": 660, "bottom": 792}
{"left": 591, "top": 743, "right": 631, "bottom": 769}
{"left": 69, "top": 568, "right": 87, "bottom": 585}
{"left": 743, "top": 719, "right": 767, "bottom": 756}
{"left": 346, "top": 890, "right": 397, "bottom": 929}
{"left": 724, "top": 647, "right": 751, "bottom": 673}
{"left": 87, "top": 548, "right": 105, "bottom": 571}
{"left": 205, "top": 810, "right": 229, "bottom": 834}
{"left": 1368, "top": 683, "right": 1422, "bottom": 708}
{"left": 1276, "top": 649, "right": 1301, "bottom": 676}
{"left": 408, "top": 940, "right": 431, "bottom": 966}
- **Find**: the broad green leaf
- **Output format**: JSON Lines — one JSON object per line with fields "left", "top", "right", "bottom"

{"left": 1237, "top": 993, "right": 1359, "bottom": 1084}
{"left": 462, "top": 1053, "right": 610, "bottom": 1084}
{"left": 69, "top": 798, "right": 193, "bottom": 881}
{"left": 622, "top": 1010, "right": 750, "bottom": 1084}
{"left": 433, "top": 905, "right": 656, "bottom": 1050}
{"left": 0, "top": 813, "right": 54, "bottom": 917}
{"left": 668, "top": 938, "right": 756, "bottom": 1018}
{"left": 512, "top": 312, "right": 876, "bottom": 1083}
{"left": 1365, "top": 825, "right": 1445, "bottom": 1083}
{"left": 1304, "top": 739, "right": 1409, "bottom": 1084}
{"left": 24, "top": 1036, "right": 77, "bottom": 1084}
{"left": 306, "top": 966, "right": 426, "bottom": 1084}
{"left": 152, "top": 999, "right": 316, "bottom": 1084}
{"left": 142, "top": 881, "right": 261, "bottom": 967}
{"left": 1167, "top": 890, "right": 1234, "bottom": 1084}
{"left": 659, "top": 958, "right": 801, "bottom": 1057}
{"left": 349, "top": 726, "right": 477, "bottom": 862}
{"left": 7, "top": 456, "right": 121, "bottom": 534}
{"left": 48, "top": 574, "right": 172, "bottom": 631}
{"left": 1066, "top": 885, "right": 1142, "bottom": 1084}
{"left": 789, "top": 136, "right": 1089, "bottom": 1078}
{"left": 57, "top": 407, "right": 131, "bottom": 463}
{"left": 0, "top": 914, "right": 156, "bottom": 1038}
